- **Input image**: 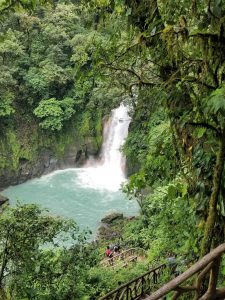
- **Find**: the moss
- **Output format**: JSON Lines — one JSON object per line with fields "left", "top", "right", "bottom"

{"left": 53, "top": 122, "right": 82, "bottom": 158}
{"left": 0, "top": 129, "right": 38, "bottom": 170}
{"left": 94, "top": 110, "right": 103, "bottom": 147}
{"left": 0, "top": 109, "right": 104, "bottom": 175}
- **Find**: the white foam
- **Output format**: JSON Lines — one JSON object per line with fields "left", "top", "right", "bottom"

{"left": 76, "top": 166, "right": 126, "bottom": 191}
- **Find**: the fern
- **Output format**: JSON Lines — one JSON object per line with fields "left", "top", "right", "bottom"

{"left": 205, "top": 86, "right": 225, "bottom": 114}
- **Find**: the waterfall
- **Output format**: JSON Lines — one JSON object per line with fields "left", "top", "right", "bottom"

{"left": 77, "top": 104, "right": 131, "bottom": 191}
{"left": 101, "top": 104, "right": 131, "bottom": 174}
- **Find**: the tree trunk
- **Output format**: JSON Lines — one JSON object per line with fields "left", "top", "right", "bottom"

{"left": 200, "top": 129, "right": 225, "bottom": 257}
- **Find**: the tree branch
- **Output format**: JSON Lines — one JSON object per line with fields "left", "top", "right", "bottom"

{"left": 214, "top": 287, "right": 225, "bottom": 298}
{"left": 199, "top": 256, "right": 221, "bottom": 300}
{"left": 183, "top": 77, "right": 216, "bottom": 90}
{"left": 194, "top": 261, "right": 214, "bottom": 299}
{"left": 187, "top": 122, "right": 221, "bottom": 137}
{"left": 104, "top": 64, "right": 156, "bottom": 87}
{"left": 190, "top": 32, "right": 219, "bottom": 39}
{"left": 172, "top": 285, "right": 197, "bottom": 300}
{"left": 110, "top": 42, "right": 141, "bottom": 64}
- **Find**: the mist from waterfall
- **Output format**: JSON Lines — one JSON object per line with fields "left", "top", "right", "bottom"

{"left": 76, "top": 104, "right": 131, "bottom": 191}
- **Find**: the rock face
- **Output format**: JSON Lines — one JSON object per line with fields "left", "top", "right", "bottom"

{"left": 0, "top": 141, "right": 99, "bottom": 190}
{"left": 98, "top": 213, "right": 124, "bottom": 240}
{"left": 0, "top": 109, "right": 103, "bottom": 190}
{"left": 98, "top": 214, "right": 138, "bottom": 241}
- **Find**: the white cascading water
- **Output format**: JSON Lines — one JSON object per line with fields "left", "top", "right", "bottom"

{"left": 77, "top": 104, "right": 131, "bottom": 191}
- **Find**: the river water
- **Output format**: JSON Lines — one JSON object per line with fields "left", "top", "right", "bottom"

{"left": 2, "top": 105, "right": 139, "bottom": 237}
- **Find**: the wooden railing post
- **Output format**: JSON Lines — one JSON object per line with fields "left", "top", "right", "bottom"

{"left": 153, "top": 271, "right": 157, "bottom": 284}
{"left": 194, "top": 261, "right": 213, "bottom": 300}
{"left": 126, "top": 285, "right": 129, "bottom": 300}
{"left": 199, "top": 256, "right": 221, "bottom": 300}
{"left": 141, "top": 275, "right": 144, "bottom": 295}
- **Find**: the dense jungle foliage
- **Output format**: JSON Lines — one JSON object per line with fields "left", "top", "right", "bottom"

{"left": 1, "top": 0, "right": 225, "bottom": 299}
{"left": 0, "top": 0, "right": 123, "bottom": 177}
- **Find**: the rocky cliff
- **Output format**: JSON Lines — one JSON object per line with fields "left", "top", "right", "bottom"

{"left": 0, "top": 114, "right": 102, "bottom": 190}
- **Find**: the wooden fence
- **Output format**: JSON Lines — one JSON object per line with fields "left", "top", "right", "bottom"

{"left": 99, "top": 264, "right": 166, "bottom": 300}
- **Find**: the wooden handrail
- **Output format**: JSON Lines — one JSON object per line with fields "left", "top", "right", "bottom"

{"left": 99, "top": 264, "right": 166, "bottom": 300}
{"left": 146, "top": 243, "right": 225, "bottom": 300}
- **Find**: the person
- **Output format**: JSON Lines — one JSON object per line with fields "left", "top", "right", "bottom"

{"left": 114, "top": 244, "right": 120, "bottom": 253}
{"left": 166, "top": 254, "right": 178, "bottom": 276}
{"left": 105, "top": 246, "right": 113, "bottom": 258}
{"left": 109, "top": 244, "right": 115, "bottom": 251}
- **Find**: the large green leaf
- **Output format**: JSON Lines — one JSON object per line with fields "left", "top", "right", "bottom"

{"left": 205, "top": 86, "right": 225, "bottom": 115}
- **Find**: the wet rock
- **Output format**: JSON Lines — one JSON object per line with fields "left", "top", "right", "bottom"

{"left": 0, "top": 194, "right": 9, "bottom": 206}
{"left": 101, "top": 213, "right": 124, "bottom": 224}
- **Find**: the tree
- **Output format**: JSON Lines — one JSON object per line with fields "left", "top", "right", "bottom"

{"left": 0, "top": 204, "right": 96, "bottom": 299}
{"left": 0, "top": 29, "right": 24, "bottom": 119}
{"left": 0, "top": 0, "right": 49, "bottom": 15}
{"left": 33, "top": 97, "right": 75, "bottom": 131}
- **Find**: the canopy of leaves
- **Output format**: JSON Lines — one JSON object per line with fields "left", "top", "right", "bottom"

{"left": 0, "top": 204, "right": 98, "bottom": 300}
{"left": 34, "top": 97, "right": 75, "bottom": 131}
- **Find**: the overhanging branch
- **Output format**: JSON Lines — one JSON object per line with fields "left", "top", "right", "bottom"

{"left": 104, "top": 64, "right": 156, "bottom": 87}
{"left": 187, "top": 122, "right": 221, "bottom": 137}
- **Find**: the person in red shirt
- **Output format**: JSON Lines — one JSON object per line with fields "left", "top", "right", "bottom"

{"left": 105, "top": 246, "right": 113, "bottom": 258}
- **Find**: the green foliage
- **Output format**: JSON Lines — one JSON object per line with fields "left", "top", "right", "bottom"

{"left": 113, "top": 0, "right": 225, "bottom": 264}
{"left": 205, "top": 86, "right": 225, "bottom": 116}
{"left": 122, "top": 177, "right": 200, "bottom": 270}
{"left": 0, "top": 0, "right": 49, "bottom": 14}
{"left": 25, "top": 64, "right": 71, "bottom": 96}
{"left": 0, "top": 0, "right": 120, "bottom": 174}
{"left": 0, "top": 204, "right": 98, "bottom": 300}
{"left": 0, "top": 92, "right": 15, "bottom": 117}
{"left": 87, "top": 262, "right": 148, "bottom": 298}
{"left": 124, "top": 104, "right": 177, "bottom": 194}
{"left": 0, "top": 29, "right": 24, "bottom": 58}
{"left": 34, "top": 97, "right": 75, "bottom": 131}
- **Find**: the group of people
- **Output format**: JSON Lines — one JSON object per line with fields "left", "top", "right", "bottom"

{"left": 105, "top": 244, "right": 120, "bottom": 258}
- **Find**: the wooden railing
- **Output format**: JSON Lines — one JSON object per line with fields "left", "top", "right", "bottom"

{"left": 146, "top": 243, "right": 225, "bottom": 300}
{"left": 101, "top": 248, "right": 146, "bottom": 268}
{"left": 100, "top": 244, "right": 225, "bottom": 300}
{"left": 99, "top": 264, "right": 166, "bottom": 300}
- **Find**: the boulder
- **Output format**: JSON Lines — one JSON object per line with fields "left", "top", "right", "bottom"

{"left": 101, "top": 212, "right": 124, "bottom": 224}
{"left": 0, "top": 194, "right": 9, "bottom": 206}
